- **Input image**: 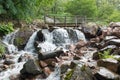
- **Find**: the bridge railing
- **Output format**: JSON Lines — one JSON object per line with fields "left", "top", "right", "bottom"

{"left": 44, "top": 15, "right": 93, "bottom": 27}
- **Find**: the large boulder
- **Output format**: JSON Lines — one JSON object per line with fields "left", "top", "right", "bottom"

{"left": 82, "top": 22, "right": 102, "bottom": 40}
{"left": 109, "top": 22, "right": 120, "bottom": 28}
{"left": 106, "top": 39, "right": 120, "bottom": 47}
{"left": 20, "top": 59, "right": 42, "bottom": 75}
{"left": 97, "top": 59, "right": 119, "bottom": 73}
{"left": 63, "top": 65, "right": 95, "bottom": 80}
{"left": 14, "top": 27, "right": 34, "bottom": 50}
{"left": 94, "top": 67, "right": 120, "bottom": 80}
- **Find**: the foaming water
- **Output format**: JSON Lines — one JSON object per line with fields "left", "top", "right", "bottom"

{"left": 3, "top": 29, "right": 19, "bottom": 53}
{"left": 24, "top": 30, "right": 39, "bottom": 53}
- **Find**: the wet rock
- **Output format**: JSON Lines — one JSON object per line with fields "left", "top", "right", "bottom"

{"left": 60, "top": 64, "right": 69, "bottom": 74}
{"left": 97, "top": 59, "right": 118, "bottom": 73}
{"left": 14, "top": 27, "right": 34, "bottom": 50}
{"left": 93, "top": 52, "right": 100, "bottom": 60}
{"left": 9, "top": 74, "right": 20, "bottom": 80}
{"left": 43, "top": 67, "right": 52, "bottom": 76}
{"left": 30, "top": 19, "right": 48, "bottom": 29}
{"left": 20, "top": 59, "right": 42, "bottom": 75}
{"left": 36, "top": 30, "right": 45, "bottom": 42}
{"left": 64, "top": 65, "right": 95, "bottom": 80}
{"left": 43, "top": 58, "right": 56, "bottom": 67}
{"left": 109, "top": 22, "right": 120, "bottom": 28}
{"left": 38, "top": 49, "right": 64, "bottom": 60}
{"left": 3, "top": 59, "right": 15, "bottom": 65}
{"left": 106, "top": 39, "right": 120, "bottom": 47}
{"left": 81, "top": 22, "right": 100, "bottom": 39}
{"left": 94, "top": 67, "right": 120, "bottom": 80}
{"left": 39, "top": 61, "right": 48, "bottom": 68}
{"left": 75, "top": 40, "right": 87, "bottom": 50}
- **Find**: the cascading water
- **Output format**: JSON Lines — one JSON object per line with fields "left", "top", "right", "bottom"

{"left": 3, "top": 29, "right": 19, "bottom": 54}
{"left": 37, "top": 28, "right": 86, "bottom": 52}
{"left": 24, "top": 30, "right": 39, "bottom": 53}
{"left": 38, "top": 29, "right": 57, "bottom": 52}
{"left": 52, "top": 28, "right": 70, "bottom": 46}
{"left": 75, "top": 29, "right": 86, "bottom": 42}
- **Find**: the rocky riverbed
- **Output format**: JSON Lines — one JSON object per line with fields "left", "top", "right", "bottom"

{"left": 0, "top": 22, "right": 120, "bottom": 80}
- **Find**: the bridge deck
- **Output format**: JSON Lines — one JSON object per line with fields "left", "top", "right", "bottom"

{"left": 47, "top": 23, "right": 82, "bottom": 27}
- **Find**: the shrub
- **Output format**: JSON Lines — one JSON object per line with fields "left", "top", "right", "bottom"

{"left": 0, "top": 22, "right": 14, "bottom": 35}
{"left": 0, "top": 44, "right": 5, "bottom": 57}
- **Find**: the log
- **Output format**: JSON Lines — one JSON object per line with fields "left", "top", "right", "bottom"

{"left": 38, "top": 50, "right": 64, "bottom": 60}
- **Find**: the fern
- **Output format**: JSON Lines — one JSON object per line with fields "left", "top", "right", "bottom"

{"left": 98, "top": 49, "right": 114, "bottom": 59}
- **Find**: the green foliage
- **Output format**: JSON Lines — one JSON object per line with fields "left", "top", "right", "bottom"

{"left": 0, "top": 44, "right": 5, "bottom": 57}
{"left": 98, "top": 49, "right": 114, "bottom": 59}
{"left": 108, "top": 10, "right": 120, "bottom": 22}
{"left": 97, "top": 3, "right": 115, "bottom": 21}
{"left": 0, "top": 22, "right": 14, "bottom": 35}
{"left": 0, "top": 0, "right": 56, "bottom": 20}
{"left": 66, "top": 0, "right": 97, "bottom": 17}
{"left": 64, "top": 69, "right": 74, "bottom": 80}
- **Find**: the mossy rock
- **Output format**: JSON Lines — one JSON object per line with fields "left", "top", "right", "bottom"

{"left": 14, "top": 27, "right": 34, "bottom": 50}
{"left": 0, "top": 41, "right": 6, "bottom": 58}
{"left": 64, "top": 65, "right": 94, "bottom": 80}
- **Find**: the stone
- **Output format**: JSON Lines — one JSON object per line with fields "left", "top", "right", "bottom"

{"left": 36, "top": 30, "right": 45, "bottom": 42}
{"left": 14, "top": 27, "right": 34, "bottom": 50}
{"left": 39, "top": 61, "right": 48, "bottom": 68}
{"left": 75, "top": 40, "right": 87, "bottom": 50}
{"left": 9, "top": 74, "right": 20, "bottom": 80}
{"left": 97, "top": 59, "right": 118, "bottom": 73}
{"left": 106, "top": 39, "right": 120, "bottom": 47}
{"left": 81, "top": 22, "right": 100, "bottom": 39}
{"left": 43, "top": 67, "right": 52, "bottom": 76}
{"left": 109, "top": 22, "right": 120, "bottom": 28}
{"left": 38, "top": 50, "right": 64, "bottom": 60}
{"left": 94, "top": 67, "right": 120, "bottom": 80}
{"left": 3, "top": 59, "right": 15, "bottom": 65}
{"left": 20, "top": 59, "right": 42, "bottom": 75}
{"left": 64, "top": 65, "right": 95, "bottom": 80}
{"left": 60, "top": 64, "right": 69, "bottom": 74}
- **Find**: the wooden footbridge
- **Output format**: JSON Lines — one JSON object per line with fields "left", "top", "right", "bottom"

{"left": 44, "top": 15, "right": 93, "bottom": 27}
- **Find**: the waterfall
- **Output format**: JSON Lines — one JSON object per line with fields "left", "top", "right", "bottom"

{"left": 52, "top": 28, "right": 70, "bottom": 46}
{"left": 24, "top": 30, "right": 38, "bottom": 53}
{"left": 38, "top": 29, "right": 57, "bottom": 52}
{"left": 3, "top": 29, "right": 19, "bottom": 54}
{"left": 75, "top": 29, "right": 86, "bottom": 42}
{"left": 37, "top": 28, "right": 86, "bottom": 52}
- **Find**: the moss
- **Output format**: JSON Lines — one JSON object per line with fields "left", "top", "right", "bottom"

{"left": 15, "top": 37, "right": 24, "bottom": 46}
{"left": 64, "top": 69, "right": 74, "bottom": 80}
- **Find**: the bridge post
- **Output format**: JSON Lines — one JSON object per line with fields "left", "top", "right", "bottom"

{"left": 44, "top": 15, "right": 46, "bottom": 24}
{"left": 54, "top": 16, "right": 56, "bottom": 26}
{"left": 75, "top": 16, "right": 78, "bottom": 27}
{"left": 64, "top": 16, "right": 66, "bottom": 27}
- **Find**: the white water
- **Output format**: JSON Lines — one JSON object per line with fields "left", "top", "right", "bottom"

{"left": 3, "top": 29, "right": 19, "bottom": 54}
{"left": 24, "top": 30, "right": 38, "bottom": 53}
{"left": 38, "top": 29, "right": 57, "bottom": 52}
{"left": 75, "top": 29, "right": 86, "bottom": 42}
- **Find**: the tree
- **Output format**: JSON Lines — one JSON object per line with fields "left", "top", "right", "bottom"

{"left": 65, "top": 0, "right": 97, "bottom": 17}
{"left": 0, "top": 0, "right": 56, "bottom": 20}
